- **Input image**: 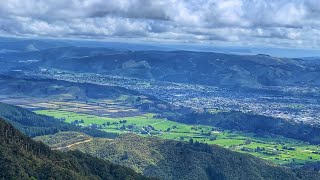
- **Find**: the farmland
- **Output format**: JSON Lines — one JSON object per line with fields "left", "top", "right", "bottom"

{"left": 35, "top": 109, "right": 320, "bottom": 166}
{"left": 0, "top": 95, "right": 148, "bottom": 117}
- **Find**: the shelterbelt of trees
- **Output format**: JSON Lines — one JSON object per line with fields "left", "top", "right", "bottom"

{"left": 168, "top": 111, "right": 320, "bottom": 144}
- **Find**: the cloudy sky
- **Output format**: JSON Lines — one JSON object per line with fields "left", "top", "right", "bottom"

{"left": 0, "top": 0, "right": 319, "bottom": 49}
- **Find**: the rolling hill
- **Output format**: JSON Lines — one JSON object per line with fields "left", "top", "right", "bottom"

{"left": 0, "top": 118, "right": 152, "bottom": 180}
{"left": 0, "top": 75, "right": 140, "bottom": 100}
{"left": 35, "top": 132, "right": 320, "bottom": 180}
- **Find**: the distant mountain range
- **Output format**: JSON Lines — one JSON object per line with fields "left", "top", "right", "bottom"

{"left": 0, "top": 38, "right": 69, "bottom": 52}
{"left": 1, "top": 46, "right": 320, "bottom": 88}
{"left": 2, "top": 37, "right": 320, "bottom": 57}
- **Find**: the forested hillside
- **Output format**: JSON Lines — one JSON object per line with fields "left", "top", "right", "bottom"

{"left": 0, "top": 118, "right": 153, "bottom": 180}
{"left": 37, "top": 132, "right": 320, "bottom": 180}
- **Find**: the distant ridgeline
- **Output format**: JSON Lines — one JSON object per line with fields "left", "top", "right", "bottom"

{"left": 0, "top": 118, "right": 152, "bottom": 180}
{"left": 0, "top": 102, "right": 118, "bottom": 138}
{"left": 0, "top": 75, "right": 141, "bottom": 100}
{"left": 0, "top": 75, "right": 179, "bottom": 114}
{"left": 2, "top": 46, "right": 320, "bottom": 88}
{"left": 166, "top": 111, "right": 320, "bottom": 144}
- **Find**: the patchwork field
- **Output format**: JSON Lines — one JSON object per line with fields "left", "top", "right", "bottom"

{"left": 0, "top": 95, "right": 143, "bottom": 117}
{"left": 35, "top": 109, "right": 320, "bottom": 166}
{"left": 2, "top": 87, "right": 317, "bottom": 168}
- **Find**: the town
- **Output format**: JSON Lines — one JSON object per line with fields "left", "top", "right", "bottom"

{"left": 25, "top": 68, "right": 320, "bottom": 126}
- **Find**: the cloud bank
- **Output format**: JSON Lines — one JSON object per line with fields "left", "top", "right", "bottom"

{"left": 0, "top": 0, "right": 319, "bottom": 48}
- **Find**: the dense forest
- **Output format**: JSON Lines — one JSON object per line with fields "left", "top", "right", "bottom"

{"left": 170, "top": 111, "right": 320, "bottom": 144}
{"left": 0, "top": 102, "right": 117, "bottom": 138}
{"left": 0, "top": 118, "right": 153, "bottom": 180}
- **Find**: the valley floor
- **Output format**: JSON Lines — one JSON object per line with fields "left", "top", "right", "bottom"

{"left": 35, "top": 108, "right": 320, "bottom": 167}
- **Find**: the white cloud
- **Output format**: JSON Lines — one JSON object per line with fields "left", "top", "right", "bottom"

{"left": 0, "top": 0, "right": 319, "bottom": 48}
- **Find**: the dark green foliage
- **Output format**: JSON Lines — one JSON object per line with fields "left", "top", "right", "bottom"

{"left": 0, "top": 102, "right": 118, "bottom": 138}
{"left": 0, "top": 118, "right": 153, "bottom": 180}
{"left": 175, "top": 111, "right": 320, "bottom": 144}
{"left": 206, "top": 165, "right": 226, "bottom": 180}
{"left": 300, "top": 161, "right": 320, "bottom": 171}
{"left": 64, "top": 133, "right": 320, "bottom": 180}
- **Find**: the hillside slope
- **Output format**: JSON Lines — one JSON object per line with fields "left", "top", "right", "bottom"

{"left": 0, "top": 118, "right": 152, "bottom": 180}
{"left": 36, "top": 132, "right": 320, "bottom": 180}
{"left": 0, "top": 75, "right": 140, "bottom": 100}
{"left": 3, "top": 47, "right": 320, "bottom": 88}
{"left": 0, "top": 75, "right": 174, "bottom": 114}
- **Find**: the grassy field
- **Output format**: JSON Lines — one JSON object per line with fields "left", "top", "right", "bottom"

{"left": 35, "top": 109, "right": 320, "bottom": 166}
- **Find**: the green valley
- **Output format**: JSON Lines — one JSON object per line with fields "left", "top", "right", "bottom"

{"left": 1, "top": 7, "right": 320, "bottom": 179}
{"left": 35, "top": 109, "right": 320, "bottom": 166}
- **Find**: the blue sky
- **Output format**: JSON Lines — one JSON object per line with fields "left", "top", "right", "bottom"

{"left": 0, "top": 0, "right": 319, "bottom": 53}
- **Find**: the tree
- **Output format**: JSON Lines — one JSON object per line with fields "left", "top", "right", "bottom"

{"left": 121, "top": 152, "right": 129, "bottom": 160}
{"left": 206, "top": 165, "right": 226, "bottom": 180}
{"left": 194, "top": 141, "right": 200, "bottom": 147}
{"left": 189, "top": 138, "right": 194, "bottom": 145}
{"left": 120, "top": 125, "right": 126, "bottom": 130}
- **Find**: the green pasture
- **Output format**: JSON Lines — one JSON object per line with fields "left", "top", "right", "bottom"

{"left": 35, "top": 109, "right": 320, "bottom": 166}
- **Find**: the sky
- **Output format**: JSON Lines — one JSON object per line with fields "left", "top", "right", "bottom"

{"left": 0, "top": 0, "right": 320, "bottom": 52}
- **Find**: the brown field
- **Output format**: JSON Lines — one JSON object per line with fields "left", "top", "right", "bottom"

{"left": 0, "top": 96, "right": 141, "bottom": 118}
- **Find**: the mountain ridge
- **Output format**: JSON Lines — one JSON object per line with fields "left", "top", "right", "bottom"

{"left": 2, "top": 46, "right": 319, "bottom": 88}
